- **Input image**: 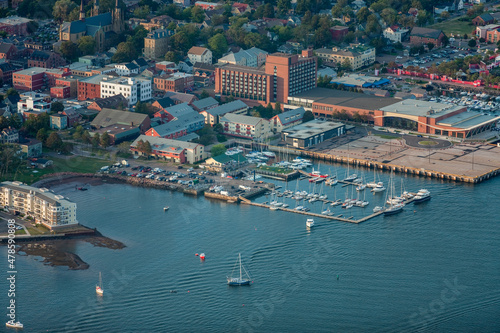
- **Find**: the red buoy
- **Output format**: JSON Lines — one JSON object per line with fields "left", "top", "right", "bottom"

{"left": 195, "top": 253, "right": 199, "bottom": 256}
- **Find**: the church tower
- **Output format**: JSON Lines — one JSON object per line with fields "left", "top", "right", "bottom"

{"left": 93, "top": 0, "right": 99, "bottom": 17}
{"left": 79, "top": 0, "right": 85, "bottom": 21}
{"left": 112, "top": 0, "right": 124, "bottom": 33}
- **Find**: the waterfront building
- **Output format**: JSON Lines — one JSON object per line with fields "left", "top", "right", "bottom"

{"left": 91, "top": 108, "right": 151, "bottom": 144}
{"left": 130, "top": 135, "right": 206, "bottom": 163}
{"left": 199, "top": 100, "right": 248, "bottom": 125}
{"left": 220, "top": 113, "right": 271, "bottom": 139}
{"left": 270, "top": 107, "right": 305, "bottom": 133}
{"left": 0, "top": 181, "right": 78, "bottom": 228}
{"left": 281, "top": 119, "right": 346, "bottom": 148}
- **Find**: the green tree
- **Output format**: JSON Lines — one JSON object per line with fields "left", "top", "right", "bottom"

{"left": 81, "top": 131, "right": 91, "bottom": 144}
{"left": 356, "top": 6, "right": 369, "bottom": 22}
{"left": 73, "top": 125, "right": 84, "bottom": 140}
{"left": 100, "top": 132, "right": 111, "bottom": 148}
{"left": 211, "top": 143, "right": 227, "bottom": 157}
{"left": 45, "top": 132, "right": 63, "bottom": 150}
{"left": 52, "top": 0, "right": 77, "bottom": 23}
{"left": 427, "top": 42, "right": 435, "bottom": 51}
{"left": 6, "top": 88, "right": 18, "bottom": 97}
{"left": 51, "top": 101, "right": 64, "bottom": 112}
{"left": 92, "top": 133, "right": 100, "bottom": 148}
{"left": 468, "top": 39, "right": 477, "bottom": 48}
{"left": 341, "top": 58, "right": 352, "bottom": 70}
{"left": 303, "top": 111, "right": 314, "bottom": 122}
{"left": 77, "top": 36, "right": 96, "bottom": 56}
{"left": 208, "top": 33, "right": 228, "bottom": 60}
{"left": 36, "top": 128, "right": 48, "bottom": 143}
{"left": 190, "top": 6, "right": 205, "bottom": 23}
{"left": 112, "top": 42, "right": 136, "bottom": 63}
{"left": 200, "top": 90, "right": 210, "bottom": 99}
{"left": 133, "top": 5, "right": 150, "bottom": 19}
{"left": 60, "top": 41, "right": 80, "bottom": 61}
{"left": 277, "top": 0, "right": 291, "bottom": 17}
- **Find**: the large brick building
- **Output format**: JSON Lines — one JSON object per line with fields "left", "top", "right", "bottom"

{"left": 143, "top": 29, "right": 170, "bottom": 60}
{"left": 215, "top": 49, "right": 317, "bottom": 106}
{"left": 28, "top": 50, "right": 66, "bottom": 69}
{"left": 410, "top": 27, "right": 445, "bottom": 47}
{"left": 0, "top": 16, "right": 30, "bottom": 36}
{"left": 77, "top": 74, "right": 106, "bottom": 100}
{"left": 154, "top": 73, "right": 194, "bottom": 93}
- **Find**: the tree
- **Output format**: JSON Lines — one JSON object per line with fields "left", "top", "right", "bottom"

{"left": 190, "top": 6, "right": 205, "bottom": 23}
{"left": 51, "top": 101, "right": 64, "bottom": 112}
{"left": 133, "top": 5, "right": 150, "bottom": 19}
{"left": 211, "top": 143, "right": 227, "bottom": 157}
{"left": 100, "top": 132, "right": 111, "bottom": 148}
{"left": 341, "top": 58, "right": 352, "bottom": 70}
{"left": 78, "top": 36, "right": 96, "bottom": 56}
{"left": 36, "top": 128, "right": 48, "bottom": 143}
{"left": 112, "top": 42, "right": 136, "bottom": 63}
{"left": 468, "top": 39, "right": 477, "bottom": 48}
{"left": 274, "top": 102, "right": 282, "bottom": 115}
{"left": 356, "top": 7, "right": 370, "bottom": 22}
{"left": 92, "top": 133, "right": 100, "bottom": 148}
{"left": 427, "top": 42, "right": 435, "bottom": 51}
{"left": 52, "top": 0, "right": 77, "bottom": 23}
{"left": 73, "top": 125, "right": 84, "bottom": 140}
{"left": 6, "top": 88, "right": 19, "bottom": 97}
{"left": 60, "top": 41, "right": 80, "bottom": 60}
{"left": 440, "top": 11, "right": 450, "bottom": 19}
{"left": 200, "top": 90, "right": 210, "bottom": 99}
{"left": 45, "top": 132, "right": 63, "bottom": 150}
{"left": 303, "top": 111, "right": 314, "bottom": 123}
{"left": 208, "top": 33, "right": 228, "bottom": 60}
{"left": 277, "top": 0, "right": 291, "bottom": 17}
{"left": 81, "top": 131, "right": 91, "bottom": 144}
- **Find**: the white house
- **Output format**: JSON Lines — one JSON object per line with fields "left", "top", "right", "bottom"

{"left": 383, "top": 26, "right": 410, "bottom": 43}
{"left": 187, "top": 46, "right": 212, "bottom": 65}
{"left": 220, "top": 113, "right": 271, "bottom": 139}
{"left": 100, "top": 76, "right": 152, "bottom": 105}
{"left": 114, "top": 63, "right": 140, "bottom": 76}
{"left": 270, "top": 107, "right": 306, "bottom": 132}
{"left": 17, "top": 92, "right": 52, "bottom": 116}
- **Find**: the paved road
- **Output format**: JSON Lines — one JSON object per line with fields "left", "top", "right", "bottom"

{"left": 402, "top": 135, "right": 452, "bottom": 149}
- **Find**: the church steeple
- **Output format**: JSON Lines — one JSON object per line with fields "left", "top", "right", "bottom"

{"left": 93, "top": 0, "right": 99, "bottom": 16}
{"left": 112, "top": 0, "right": 124, "bottom": 33}
{"left": 79, "top": 0, "right": 85, "bottom": 21}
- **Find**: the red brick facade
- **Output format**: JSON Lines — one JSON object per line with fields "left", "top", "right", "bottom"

{"left": 78, "top": 80, "right": 101, "bottom": 101}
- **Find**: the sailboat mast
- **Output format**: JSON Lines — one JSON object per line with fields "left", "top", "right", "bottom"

{"left": 239, "top": 253, "right": 242, "bottom": 280}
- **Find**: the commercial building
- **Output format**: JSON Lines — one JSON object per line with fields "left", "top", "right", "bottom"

{"left": 77, "top": 74, "right": 106, "bottom": 101}
{"left": 13, "top": 67, "right": 72, "bottom": 92}
{"left": 220, "top": 113, "right": 271, "bottom": 139}
{"left": 199, "top": 99, "right": 248, "bottom": 125}
{"left": 154, "top": 72, "right": 194, "bottom": 93}
{"left": 0, "top": 62, "right": 17, "bottom": 86}
{"left": 215, "top": 49, "right": 317, "bottom": 105}
{"left": 329, "top": 74, "right": 390, "bottom": 88}
{"left": 91, "top": 108, "right": 151, "bottom": 143}
{"left": 145, "top": 108, "right": 205, "bottom": 139}
{"left": 191, "top": 97, "right": 219, "bottom": 112}
{"left": 130, "top": 135, "right": 206, "bottom": 163}
{"left": 0, "top": 16, "right": 31, "bottom": 36}
{"left": 410, "top": 27, "right": 445, "bottom": 47}
{"left": 100, "top": 76, "right": 152, "bottom": 104}
{"left": 281, "top": 119, "right": 346, "bottom": 148}
{"left": 0, "top": 181, "right": 78, "bottom": 228}
{"left": 50, "top": 86, "right": 71, "bottom": 99}
{"left": 314, "top": 44, "right": 375, "bottom": 70}
{"left": 218, "top": 47, "right": 268, "bottom": 67}
{"left": 270, "top": 107, "right": 305, "bottom": 132}
{"left": 143, "top": 29, "right": 170, "bottom": 59}
{"left": 27, "top": 50, "right": 66, "bottom": 69}
{"left": 17, "top": 92, "right": 52, "bottom": 117}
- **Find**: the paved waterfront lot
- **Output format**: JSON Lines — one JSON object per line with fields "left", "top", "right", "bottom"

{"left": 316, "top": 135, "right": 500, "bottom": 178}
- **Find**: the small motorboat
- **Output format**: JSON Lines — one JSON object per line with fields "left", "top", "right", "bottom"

{"left": 164, "top": 206, "right": 169, "bottom": 211}
{"left": 6, "top": 321, "right": 23, "bottom": 329}
{"left": 306, "top": 218, "right": 315, "bottom": 228}
{"left": 200, "top": 253, "right": 206, "bottom": 260}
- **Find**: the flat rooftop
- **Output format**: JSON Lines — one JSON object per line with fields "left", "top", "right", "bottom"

{"left": 380, "top": 100, "right": 465, "bottom": 118}
{"left": 437, "top": 112, "right": 500, "bottom": 129}
{"left": 217, "top": 64, "right": 267, "bottom": 76}
{"left": 289, "top": 87, "right": 399, "bottom": 110}
{"left": 283, "top": 119, "right": 344, "bottom": 139}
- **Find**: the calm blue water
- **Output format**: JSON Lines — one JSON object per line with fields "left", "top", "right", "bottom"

{"left": 1, "top": 164, "right": 500, "bottom": 332}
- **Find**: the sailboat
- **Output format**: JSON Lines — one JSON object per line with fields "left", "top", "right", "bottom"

{"left": 96, "top": 272, "right": 104, "bottom": 296}
{"left": 5, "top": 321, "right": 23, "bottom": 329}
{"left": 384, "top": 172, "right": 404, "bottom": 216}
{"left": 227, "top": 253, "right": 252, "bottom": 286}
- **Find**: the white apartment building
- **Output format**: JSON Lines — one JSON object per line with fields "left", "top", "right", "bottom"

{"left": 100, "top": 76, "right": 152, "bottom": 105}
{"left": 114, "top": 63, "right": 140, "bottom": 76}
{"left": 187, "top": 46, "right": 212, "bottom": 65}
{"left": 17, "top": 92, "right": 52, "bottom": 116}
{"left": 0, "top": 181, "right": 77, "bottom": 228}
{"left": 220, "top": 113, "right": 271, "bottom": 140}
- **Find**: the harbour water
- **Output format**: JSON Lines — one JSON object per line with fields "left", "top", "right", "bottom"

{"left": 1, "top": 164, "right": 500, "bottom": 332}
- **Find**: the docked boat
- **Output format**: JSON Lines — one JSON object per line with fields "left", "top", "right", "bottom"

{"left": 373, "top": 206, "right": 383, "bottom": 213}
{"left": 325, "top": 178, "right": 338, "bottom": 186}
{"left": 5, "top": 321, "right": 23, "bottom": 329}
{"left": 227, "top": 253, "right": 251, "bottom": 286}
{"left": 344, "top": 174, "right": 357, "bottom": 181}
{"left": 383, "top": 203, "right": 404, "bottom": 215}
{"left": 163, "top": 206, "right": 169, "bottom": 211}
{"left": 269, "top": 205, "right": 280, "bottom": 210}
{"left": 371, "top": 185, "right": 386, "bottom": 192}
{"left": 96, "top": 272, "right": 104, "bottom": 296}
{"left": 356, "top": 184, "right": 366, "bottom": 191}
{"left": 383, "top": 173, "right": 404, "bottom": 216}
{"left": 306, "top": 218, "right": 315, "bottom": 228}
{"left": 413, "top": 189, "right": 431, "bottom": 203}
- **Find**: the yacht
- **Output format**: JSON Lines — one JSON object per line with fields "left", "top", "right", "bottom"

{"left": 306, "top": 218, "right": 315, "bottom": 228}
{"left": 413, "top": 189, "right": 431, "bottom": 203}
{"left": 371, "top": 185, "right": 386, "bottom": 192}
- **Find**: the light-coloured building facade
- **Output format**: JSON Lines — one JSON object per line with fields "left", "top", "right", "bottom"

{"left": 17, "top": 92, "right": 52, "bottom": 117}
{"left": 314, "top": 44, "right": 376, "bottom": 70}
{"left": 188, "top": 47, "right": 212, "bottom": 65}
{"left": 0, "top": 181, "right": 78, "bottom": 228}
{"left": 144, "top": 29, "right": 170, "bottom": 59}
{"left": 383, "top": 26, "right": 409, "bottom": 43}
{"left": 220, "top": 113, "right": 271, "bottom": 139}
{"left": 100, "top": 76, "right": 152, "bottom": 104}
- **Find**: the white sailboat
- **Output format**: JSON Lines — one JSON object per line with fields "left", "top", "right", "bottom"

{"left": 227, "top": 253, "right": 252, "bottom": 286}
{"left": 384, "top": 172, "right": 404, "bottom": 216}
{"left": 96, "top": 272, "right": 103, "bottom": 296}
{"left": 5, "top": 321, "right": 23, "bottom": 329}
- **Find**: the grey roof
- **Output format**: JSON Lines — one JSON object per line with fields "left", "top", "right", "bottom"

{"left": 380, "top": 100, "right": 464, "bottom": 118}
{"left": 0, "top": 43, "right": 15, "bottom": 53}
{"left": 289, "top": 87, "right": 399, "bottom": 111}
{"left": 0, "top": 181, "right": 75, "bottom": 207}
{"left": 152, "top": 113, "right": 205, "bottom": 136}
{"left": 164, "top": 102, "right": 196, "bottom": 118}
{"left": 204, "top": 100, "right": 248, "bottom": 116}
{"left": 91, "top": 108, "right": 149, "bottom": 128}
{"left": 274, "top": 107, "right": 305, "bottom": 125}
{"left": 282, "top": 119, "right": 344, "bottom": 139}
{"left": 220, "top": 113, "right": 264, "bottom": 126}
{"left": 191, "top": 97, "right": 219, "bottom": 111}
{"left": 436, "top": 113, "right": 500, "bottom": 129}
{"left": 131, "top": 134, "right": 202, "bottom": 153}
{"left": 164, "top": 91, "right": 197, "bottom": 104}
{"left": 61, "top": 12, "right": 112, "bottom": 35}
{"left": 124, "top": 63, "right": 139, "bottom": 70}
{"left": 478, "top": 13, "right": 494, "bottom": 22}
{"left": 410, "top": 27, "right": 443, "bottom": 39}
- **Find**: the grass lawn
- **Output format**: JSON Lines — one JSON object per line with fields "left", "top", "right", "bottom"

{"left": 418, "top": 140, "right": 439, "bottom": 146}
{"left": 257, "top": 165, "right": 292, "bottom": 174}
{"left": 15, "top": 229, "right": 26, "bottom": 235}
{"left": 374, "top": 134, "right": 399, "bottom": 140}
{"left": 26, "top": 224, "right": 50, "bottom": 236}
{"left": 429, "top": 17, "right": 473, "bottom": 37}
{"left": 1, "top": 156, "right": 110, "bottom": 185}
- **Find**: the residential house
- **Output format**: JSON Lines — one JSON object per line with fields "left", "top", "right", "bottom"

{"left": 199, "top": 100, "right": 248, "bottom": 125}
{"left": 187, "top": 46, "right": 212, "bottom": 65}
{"left": 0, "top": 127, "right": 19, "bottom": 143}
{"left": 87, "top": 94, "right": 128, "bottom": 111}
{"left": 114, "top": 63, "right": 140, "bottom": 76}
{"left": 62, "top": 108, "right": 82, "bottom": 127}
{"left": 269, "top": 107, "right": 305, "bottom": 132}
{"left": 18, "top": 138, "right": 42, "bottom": 157}
{"left": 231, "top": 2, "right": 250, "bottom": 15}
{"left": 383, "top": 26, "right": 410, "bottom": 43}
{"left": 191, "top": 97, "right": 219, "bottom": 112}
{"left": 28, "top": 50, "right": 66, "bottom": 69}
{"left": 50, "top": 113, "right": 68, "bottom": 130}
{"left": 0, "top": 62, "right": 16, "bottom": 86}
{"left": 0, "top": 42, "right": 18, "bottom": 60}
{"left": 130, "top": 135, "right": 206, "bottom": 163}
{"left": 219, "top": 113, "right": 271, "bottom": 139}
